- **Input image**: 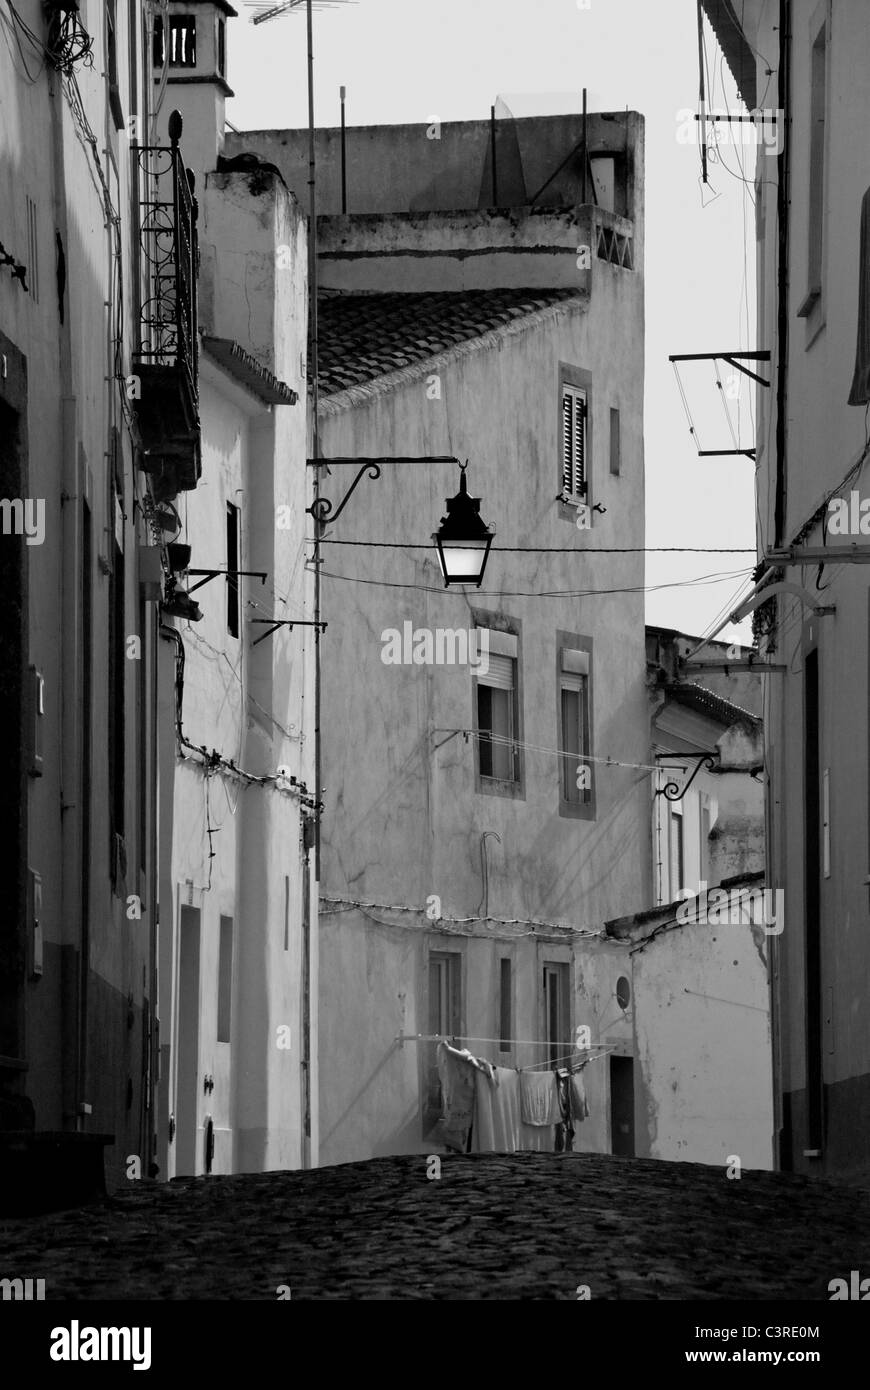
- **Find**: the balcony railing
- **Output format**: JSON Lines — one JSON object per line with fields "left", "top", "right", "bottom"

{"left": 133, "top": 110, "right": 200, "bottom": 497}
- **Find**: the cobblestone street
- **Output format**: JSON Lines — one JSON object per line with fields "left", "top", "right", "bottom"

{"left": 2, "top": 1153, "right": 868, "bottom": 1301}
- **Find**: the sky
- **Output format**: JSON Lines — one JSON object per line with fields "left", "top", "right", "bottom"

{"left": 225, "top": 0, "right": 760, "bottom": 645}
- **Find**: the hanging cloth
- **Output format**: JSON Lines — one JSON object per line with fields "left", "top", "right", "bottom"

{"left": 519, "top": 1070, "right": 562, "bottom": 1126}
{"left": 472, "top": 1066, "right": 522, "bottom": 1152}
{"left": 570, "top": 1069, "right": 590, "bottom": 1123}
{"left": 435, "top": 1042, "right": 476, "bottom": 1152}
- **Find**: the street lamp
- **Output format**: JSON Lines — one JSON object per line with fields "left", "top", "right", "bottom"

{"left": 432, "top": 463, "right": 495, "bottom": 588}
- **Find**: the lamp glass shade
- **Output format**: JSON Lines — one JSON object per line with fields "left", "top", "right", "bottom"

{"left": 434, "top": 536, "right": 493, "bottom": 587}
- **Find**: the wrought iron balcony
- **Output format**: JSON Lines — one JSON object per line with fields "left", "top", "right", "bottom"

{"left": 133, "top": 110, "right": 200, "bottom": 497}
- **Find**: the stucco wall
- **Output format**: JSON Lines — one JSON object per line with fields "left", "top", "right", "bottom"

{"left": 631, "top": 919, "right": 773, "bottom": 1168}
{"left": 157, "top": 166, "right": 317, "bottom": 1177}
{"left": 316, "top": 182, "right": 648, "bottom": 1163}
{"left": 747, "top": 0, "right": 870, "bottom": 1179}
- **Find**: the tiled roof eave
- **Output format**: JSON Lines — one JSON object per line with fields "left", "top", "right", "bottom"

{"left": 317, "top": 291, "right": 588, "bottom": 415}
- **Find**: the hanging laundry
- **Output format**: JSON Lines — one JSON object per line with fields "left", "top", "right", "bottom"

{"left": 554, "top": 1071, "right": 574, "bottom": 1153}
{"left": 519, "top": 1118, "right": 556, "bottom": 1152}
{"left": 519, "top": 1070, "right": 562, "bottom": 1126}
{"left": 434, "top": 1042, "right": 476, "bottom": 1152}
{"left": 570, "top": 1068, "right": 590, "bottom": 1123}
{"left": 472, "top": 1066, "right": 522, "bottom": 1152}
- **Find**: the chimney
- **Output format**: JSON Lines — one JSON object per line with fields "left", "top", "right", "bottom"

{"left": 153, "top": 0, "right": 236, "bottom": 178}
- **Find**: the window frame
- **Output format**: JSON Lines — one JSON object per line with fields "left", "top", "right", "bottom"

{"left": 669, "top": 802, "right": 685, "bottom": 898}
{"left": 217, "top": 914, "right": 234, "bottom": 1044}
{"left": 557, "top": 631, "right": 595, "bottom": 821}
{"left": 557, "top": 364, "right": 594, "bottom": 521}
{"left": 472, "top": 613, "right": 525, "bottom": 800}
{"left": 798, "top": 1, "right": 831, "bottom": 344}
{"left": 226, "top": 500, "right": 240, "bottom": 639}
{"left": 541, "top": 960, "right": 571, "bottom": 1069}
{"left": 609, "top": 405, "right": 621, "bottom": 476}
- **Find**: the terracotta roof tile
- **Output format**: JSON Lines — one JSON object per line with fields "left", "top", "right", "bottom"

{"left": 316, "top": 289, "right": 581, "bottom": 396}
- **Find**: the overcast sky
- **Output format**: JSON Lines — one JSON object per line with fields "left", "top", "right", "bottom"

{"left": 226, "top": 0, "right": 759, "bottom": 644}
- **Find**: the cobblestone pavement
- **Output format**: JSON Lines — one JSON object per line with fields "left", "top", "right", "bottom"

{"left": 2, "top": 1153, "right": 868, "bottom": 1300}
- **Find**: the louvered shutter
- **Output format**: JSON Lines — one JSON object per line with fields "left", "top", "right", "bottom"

{"left": 562, "top": 390, "right": 574, "bottom": 495}
{"left": 561, "top": 386, "right": 587, "bottom": 498}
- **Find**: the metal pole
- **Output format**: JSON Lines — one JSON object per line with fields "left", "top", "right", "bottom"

{"left": 697, "top": 0, "right": 708, "bottom": 185}
{"left": 340, "top": 85, "right": 347, "bottom": 213}
{"left": 490, "top": 103, "right": 497, "bottom": 206}
{"left": 581, "top": 87, "right": 587, "bottom": 204}
{"left": 307, "top": 0, "right": 322, "bottom": 886}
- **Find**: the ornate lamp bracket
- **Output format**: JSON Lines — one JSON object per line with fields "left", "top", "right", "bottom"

{"left": 654, "top": 752, "right": 718, "bottom": 802}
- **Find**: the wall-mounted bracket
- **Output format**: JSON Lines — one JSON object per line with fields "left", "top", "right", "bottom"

{"left": 250, "top": 619, "right": 327, "bottom": 647}
{"left": 654, "top": 752, "right": 718, "bottom": 802}
{"left": 306, "top": 455, "right": 460, "bottom": 529}
{"left": 185, "top": 568, "right": 267, "bottom": 594}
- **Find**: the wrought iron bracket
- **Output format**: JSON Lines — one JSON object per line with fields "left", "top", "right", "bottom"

{"left": 305, "top": 455, "right": 461, "bottom": 529}
{"left": 654, "top": 752, "right": 719, "bottom": 802}
{"left": 185, "top": 569, "right": 267, "bottom": 595}
{"left": 250, "top": 619, "right": 327, "bottom": 648}
{"left": 308, "top": 463, "right": 381, "bottom": 527}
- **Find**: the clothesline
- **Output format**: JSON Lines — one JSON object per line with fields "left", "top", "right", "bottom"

{"left": 395, "top": 1032, "right": 612, "bottom": 1048}
{"left": 396, "top": 1033, "right": 617, "bottom": 1073}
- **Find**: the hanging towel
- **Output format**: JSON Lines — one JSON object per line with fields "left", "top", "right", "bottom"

{"left": 435, "top": 1042, "right": 476, "bottom": 1152}
{"left": 472, "top": 1066, "right": 522, "bottom": 1152}
{"left": 570, "top": 1069, "right": 590, "bottom": 1123}
{"left": 519, "top": 1070, "right": 562, "bottom": 1126}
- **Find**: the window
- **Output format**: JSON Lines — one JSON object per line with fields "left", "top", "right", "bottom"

{"left": 669, "top": 803, "right": 684, "bottom": 897}
{"left": 561, "top": 384, "right": 587, "bottom": 500}
{"left": 499, "top": 958, "right": 512, "bottom": 1053}
{"left": 25, "top": 198, "right": 38, "bottom": 304}
{"left": 542, "top": 962, "right": 570, "bottom": 1067}
{"left": 105, "top": 0, "right": 124, "bottom": 129}
{"left": 429, "top": 952, "right": 461, "bottom": 1039}
{"left": 217, "top": 915, "right": 233, "bottom": 1043}
{"left": 559, "top": 647, "right": 591, "bottom": 805}
{"left": 609, "top": 406, "right": 621, "bottom": 475}
{"left": 699, "top": 793, "right": 712, "bottom": 883}
{"left": 425, "top": 951, "right": 462, "bottom": 1131}
{"left": 226, "top": 501, "right": 239, "bottom": 638}
{"left": 476, "top": 627, "right": 520, "bottom": 784}
{"left": 799, "top": 13, "right": 828, "bottom": 318}
{"left": 153, "top": 15, "right": 197, "bottom": 69}
{"left": 109, "top": 533, "right": 125, "bottom": 849}
{"left": 216, "top": 16, "right": 226, "bottom": 77}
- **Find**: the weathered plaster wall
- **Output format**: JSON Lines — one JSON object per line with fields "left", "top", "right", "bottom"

{"left": 227, "top": 113, "right": 642, "bottom": 220}
{"left": 317, "top": 177, "right": 648, "bottom": 1162}
{"left": 631, "top": 919, "right": 773, "bottom": 1168}
{"left": 748, "top": 0, "right": 870, "bottom": 1179}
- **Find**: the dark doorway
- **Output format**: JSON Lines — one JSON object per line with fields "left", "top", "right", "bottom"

{"left": 804, "top": 646, "right": 824, "bottom": 1153}
{"left": 176, "top": 906, "right": 201, "bottom": 1175}
{"left": 609, "top": 1055, "right": 635, "bottom": 1157}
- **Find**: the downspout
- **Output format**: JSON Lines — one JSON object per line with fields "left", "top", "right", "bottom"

{"left": 773, "top": 0, "right": 791, "bottom": 547}
{"left": 769, "top": 0, "right": 791, "bottom": 1171}
{"left": 307, "top": 0, "right": 319, "bottom": 1173}
{"left": 51, "top": 65, "right": 84, "bottom": 1132}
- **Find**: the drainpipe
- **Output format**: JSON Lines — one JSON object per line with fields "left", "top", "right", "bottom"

{"left": 773, "top": 0, "right": 791, "bottom": 547}
{"left": 768, "top": 0, "right": 791, "bottom": 1171}
{"left": 50, "top": 63, "right": 85, "bottom": 1133}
